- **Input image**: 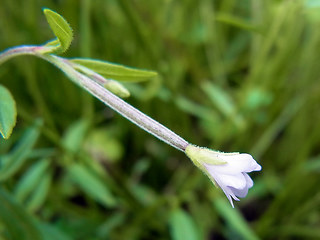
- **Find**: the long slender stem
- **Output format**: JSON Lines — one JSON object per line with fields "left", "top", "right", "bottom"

{"left": 47, "top": 55, "right": 189, "bottom": 151}
{"left": 0, "top": 45, "right": 39, "bottom": 65}
{"left": 0, "top": 46, "right": 190, "bottom": 151}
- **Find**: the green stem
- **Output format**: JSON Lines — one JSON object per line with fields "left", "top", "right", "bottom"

{"left": 46, "top": 55, "right": 189, "bottom": 151}
{"left": 0, "top": 45, "right": 40, "bottom": 65}
{"left": 0, "top": 46, "right": 190, "bottom": 152}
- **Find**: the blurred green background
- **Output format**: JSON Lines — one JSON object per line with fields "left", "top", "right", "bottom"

{"left": 1, "top": 0, "right": 320, "bottom": 239}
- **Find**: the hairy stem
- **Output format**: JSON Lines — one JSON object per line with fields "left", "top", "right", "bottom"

{"left": 0, "top": 46, "right": 39, "bottom": 65}
{"left": 0, "top": 46, "right": 190, "bottom": 151}
{"left": 46, "top": 55, "right": 189, "bottom": 151}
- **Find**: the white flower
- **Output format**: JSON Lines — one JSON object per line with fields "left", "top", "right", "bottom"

{"left": 185, "top": 145, "right": 262, "bottom": 207}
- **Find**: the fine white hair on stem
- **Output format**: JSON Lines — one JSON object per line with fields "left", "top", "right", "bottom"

{"left": 0, "top": 46, "right": 262, "bottom": 208}
{"left": 45, "top": 55, "right": 190, "bottom": 152}
{"left": 0, "top": 46, "right": 189, "bottom": 151}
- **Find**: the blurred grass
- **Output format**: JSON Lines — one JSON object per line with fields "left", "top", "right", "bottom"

{"left": 1, "top": 0, "right": 320, "bottom": 239}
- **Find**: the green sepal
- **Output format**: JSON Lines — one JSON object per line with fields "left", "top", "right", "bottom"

{"left": 185, "top": 145, "right": 227, "bottom": 167}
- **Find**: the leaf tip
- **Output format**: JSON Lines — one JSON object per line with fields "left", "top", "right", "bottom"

{"left": 42, "top": 7, "right": 73, "bottom": 54}
{"left": 42, "top": 7, "right": 50, "bottom": 14}
{"left": 149, "top": 71, "right": 158, "bottom": 77}
{"left": 0, "top": 85, "right": 17, "bottom": 140}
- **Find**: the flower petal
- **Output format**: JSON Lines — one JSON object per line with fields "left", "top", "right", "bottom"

{"left": 220, "top": 186, "right": 236, "bottom": 208}
{"left": 229, "top": 174, "right": 254, "bottom": 198}
{"left": 212, "top": 177, "right": 239, "bottom": 208}
{"left": 229, "top": 186, "right": 249, "bottom": 198}
{"left": 253, "top": 164, "right": 262, "bottom": 171}
{"left": 244, "top": 173, "right": 254, "bottom": 188}
{"left": 185, "top": 145, "right": 262, "bottom": 207}
{"left": 210, "top": 170, "right": 247, "bottom": 189}
{"left": 214, "top": 154, "right": 261, "bottom": 174}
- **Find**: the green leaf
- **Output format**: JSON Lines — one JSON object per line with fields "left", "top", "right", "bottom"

{"left": 71, "top": 58, "right": 157, "bottom": 82}
{"left": 68, "top": 163, "right": 117, "bottom": 207}
{"left": 201, "top": 81, "right": 244, "bottom": 128}
{"left": 201, "top": 81, "right": 235, "bottom": 117}
{"left": 169, "top": 208, "right": 200, "bottom": 240}
{"left": 0, "top": 85, "right": 17, "bottom": 139}
{"left": 213, "top": 197, "right": 259, "bottom": 240}
{"left": 0, "top": 187, "right": 43, "bottom": 240}
{"left": 215, "top": 13, "right": 257, "bottom": 32}
{"left": 38, "top": 223, "right": 72, "bottom": 240}
{"left": 14, "top": 159, "right": 51, "bottom": 205}
{"left": 84, "top": 127, "right": 124, "bottom": 163}
{"left": 62, "top": 119, "right": 89, "bottom": 153}
{"left": 26, "top": 173, "right": 52, "bottom": 212}
{"left": 43, "top": 8, "right": 73, "bottom": 54}
{"left": 0, "top": 120, "right": 42, "bottom": 181}
{"left": 96, "top": 213, "right": 126, "bottom": 238}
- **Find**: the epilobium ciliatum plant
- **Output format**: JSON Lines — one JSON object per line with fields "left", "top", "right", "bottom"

{"left": 0, "top": 9, "right": 261, "bottom": 207}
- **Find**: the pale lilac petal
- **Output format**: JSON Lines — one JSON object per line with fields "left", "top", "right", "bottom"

{"left": 226, "top": 187, "right": 240, "bottom": 202}
{"left": 213, "top": 178, "right": 239, "bottom": 208}
{"left": 224, "top": 174, "right": 253, "bottom": 199}
{"left": 243, "top": 173, "right": 253, "bottom": 188}
{"left": 226, "top": 193, "right": 234, "bottom": 208}
{"left": 213, "top": 154, "right": 260, "bottom": 174}
{"left": 253, "top": 164, "right": 262, "bottom": 171}
{"left": 186, "top": 145, "right": 262, "bottom": 207}
{"left": 216, "top": 173, "right": 247, "bottom": 189}
{"left": 225, "top": 154, "right": 260, "bottom": 172}
{"left": 229, "top": 186, "right": 249, "bottom": 198}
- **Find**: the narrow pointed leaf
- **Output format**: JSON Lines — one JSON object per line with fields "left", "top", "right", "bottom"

{"left": 39, "top": 223, "right": 72, "bottom": 240}
{"left": 27, "top": 173, "right": 52, "bottom": 212}
{"left": 0, "top": 85, "right": 17, "bottom": 139}
{"left": 14, "top": 159, "right": 51, "bottom": 203}
{"left": 169, "top": 209, "right": 200, "bottom": 240}
{"left": 0, "top": 120, "right": 42, "bottom": 181}
{"left": 68, "top": 163, "right": 117, "bottom": 207}
{"left": 43, "top": 8, "right": 73, "bottom": 54}
{"left": 71, "top": 58, "right": 157, "bottom": 82}
{"left": 0, "top": 188, "right": 43, "bottom": 240}
{"left": 201, "top": 81, "right": 235, "bottom": 117}
{"left": 62, "top": 119, "right": 89, "bottom": 153}
{"left": 213, "top": 197, "right": 259, "bottom": 240}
